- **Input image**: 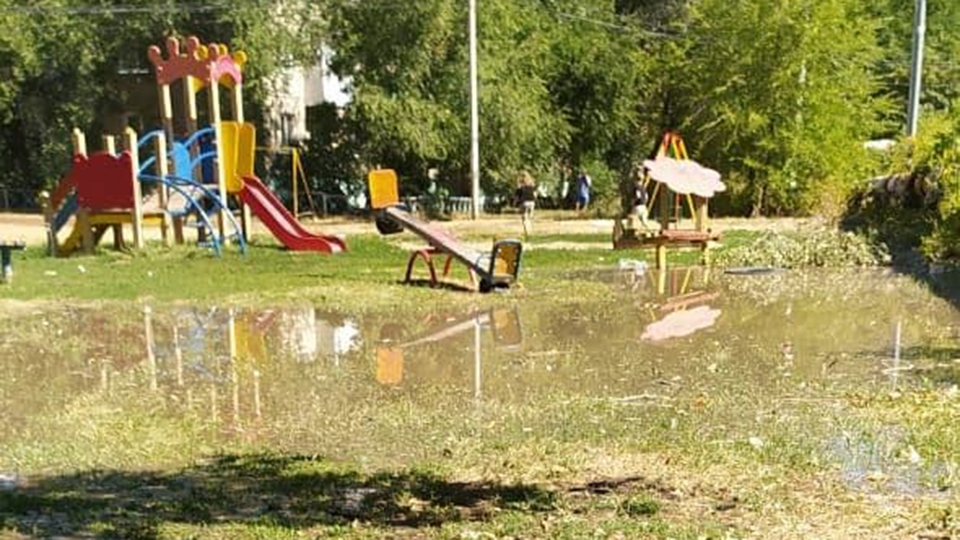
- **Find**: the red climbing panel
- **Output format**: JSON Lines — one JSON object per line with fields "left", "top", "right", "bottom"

{"left": 68, "top": 152, "right": 136, "bottom": 211}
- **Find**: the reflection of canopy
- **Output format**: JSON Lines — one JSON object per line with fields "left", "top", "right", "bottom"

{"left": 641, "top": 306, "right": 721, "bottom": 342}
{"left": 643, "top": 157, "right": 726, "bottom": 198}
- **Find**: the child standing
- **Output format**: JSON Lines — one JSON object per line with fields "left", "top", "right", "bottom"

{"left": 518, "top": 171, "right": 537, "bottom": 237}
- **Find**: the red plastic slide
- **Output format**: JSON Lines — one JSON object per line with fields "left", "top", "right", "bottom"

{"left": 239, "top": 175, "right": 346, "bottom": 253}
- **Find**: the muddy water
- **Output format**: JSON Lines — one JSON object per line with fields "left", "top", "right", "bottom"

{"left": 1, "top": 268, "right": 957, "bottom": 489}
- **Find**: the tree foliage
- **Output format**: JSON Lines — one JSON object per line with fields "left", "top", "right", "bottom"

{"left": 0, "top": 0, "right": 323, "bottom": 198}
{"left": 678, "top": 0, "right": 890, "bottom": 216}
{"left": 2, "top": 0, "right": 959, "bottom": 219}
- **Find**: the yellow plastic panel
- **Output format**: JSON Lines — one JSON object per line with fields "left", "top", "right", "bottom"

{"left": 237, "top": 123, "right": 256, "bottom": 178}
{"left": 219, "top": 121, "right": 241, "bottom": 193}
{"left": 189, "top": 76, "right": 206, "bottom": 94}
{"left": 493, "top": 242, "right": 521, "bottom": 278}
{"left": 368, "top": 169, "right": 399, "bottom": 209}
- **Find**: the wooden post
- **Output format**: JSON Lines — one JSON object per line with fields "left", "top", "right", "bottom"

{"left": 160, "top": 83, "right": 175, "bottom": 145}
{"left": 656, "top": 242, "right": 667, "bottom": 271}
{"left": 231, "top": 85, "right": 244, "bottom": 123}
{"left": 72, "top": 128, "right": 88, "bottom": 156}
{"left": 183, "top": 76, "right": 200, "bottom": 221}
{"left": 659, "top": 185, "right": 670, "bottom": 231}
{"left": 103, "top": 135, "right": 116, "bottom": 155}
{"left": 40, "top": 191, "right": 55, "bottom": 256}
{"left": 183, "top": 77, "right": 199, "bottom": 142}
{"left": 124, "top": 128, "right": 144, "bottom": 249}
{"left": 78, "top": 208, "right": 94, "bottom": 254}
{"left": 231, "top": 364, "right": 240, "bottom": 426}
{"left": 231, "top": 83, "right": 252, "bottom": 242}
{"left": 696, "top": 197, "right": 710, "bottom": 233}
{"left": 208, "top": 82, "right": 229, "bottom": 241}
{"left": 52, "top": 130, "right": 85, "bottom": 257}
{"left": 292, "top": 149, "right": 299, "bottom": 218}
{"left": 154, "top": 133, "right": 172, "bottom": 246}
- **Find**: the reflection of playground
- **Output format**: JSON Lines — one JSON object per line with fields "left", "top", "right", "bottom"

{"left": 617, "top": 265, "right": 722, "bottom": 342}
{"left": 126, "top": 306, "right": 362, "bottom": 426}
{"left": 376, "top": 308, "right": 522, "bottom": 395}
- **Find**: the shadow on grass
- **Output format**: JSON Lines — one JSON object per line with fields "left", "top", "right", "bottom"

{"left": 402, "top": 278, "right": 477, "bottom": 293}
{"left": 0, "top": 453, "right": 556, "bottom": 538}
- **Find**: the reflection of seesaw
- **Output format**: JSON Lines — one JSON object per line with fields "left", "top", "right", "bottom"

{"left": 376, "top": 308, "right": 522, "bottom": 388}
{"left": 368, "top": 169, "right": 523, "bottom": 293}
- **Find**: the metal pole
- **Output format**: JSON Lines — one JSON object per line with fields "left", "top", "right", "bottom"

{"left": 469, "top": 0, "right": 481, "bottom": 220}
{"left": 907, "top": 0, "right": 927, "bottom": 137}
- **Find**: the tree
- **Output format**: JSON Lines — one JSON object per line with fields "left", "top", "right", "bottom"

{"left": 325, "top": 0, "right": 662, "bottom": 210}
{"left": 678, "top": 0, "right": 892, "bottom": 216}
{"left": 0, "top": 0, "right": 327, "bottom": 199}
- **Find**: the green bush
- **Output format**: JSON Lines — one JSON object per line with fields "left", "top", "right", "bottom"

{"left": 855, "top": 107, "right": 960, "bottom": 262}
{"left": 715, "top": 229, "right": 890, "bottom": 268}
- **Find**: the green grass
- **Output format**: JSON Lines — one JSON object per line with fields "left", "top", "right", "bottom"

{"left": 0, "top": 232, "right": 756, "bottom": 308}
{"left": 0, "top": 359, "right": 907, "bottom": 539}
{"left": 0, "top": 451, "right": 726, "bottom": 539}
{"left": 2, "top": 227, "right": 956, "bottom": 538}
{"left": 0, "top": 381, "right": 772, "bottom": 539}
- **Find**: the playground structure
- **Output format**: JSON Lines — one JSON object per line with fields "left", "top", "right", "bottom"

{"left": 368, "top": 169, "right": 523, "bottom": 293}
{"left": 41, "top": 36, "right": 345, "bottom": 256}
{"left": 42, "top": 126, "right": 245, "bottom": 256}
{"left": 613, "top": 132, "right": 726, "bottom": 269}
{"left": 259, "top": 145, "right": 317, "bottom": 218}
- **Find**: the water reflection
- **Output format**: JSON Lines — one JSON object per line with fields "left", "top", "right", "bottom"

{"left": 598, "top": 265, "right": 724, "bottom": 342}
{"left": 7, "top": 269, "right": 950, "bottom": 420}
{"left": 3, "top": 268, "right": 959, "bottom": 492}
{"left": 376, "top": 308, "right": 522, "bottom": 395}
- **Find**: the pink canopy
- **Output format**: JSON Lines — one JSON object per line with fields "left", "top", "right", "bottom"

{"left": 643, "top": 157, "right": 726, "bottom": 198}
{"left": 641, "top": 306, "right": 721, "bottom": 342}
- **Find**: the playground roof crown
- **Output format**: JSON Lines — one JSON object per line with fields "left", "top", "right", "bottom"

{"left": 148, "top": 36, "right": 246, "bottom": 88}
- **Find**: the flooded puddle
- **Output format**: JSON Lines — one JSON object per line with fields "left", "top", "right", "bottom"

{"left": 2, "top": 267, "right": 958, "bottom": 495}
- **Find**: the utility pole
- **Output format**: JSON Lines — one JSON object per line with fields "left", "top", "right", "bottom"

{"left": 469, "top": 0, "right": 481, "bottom": 219}
{"left": 907, "top": 0, "right": 927, "bottom": 137}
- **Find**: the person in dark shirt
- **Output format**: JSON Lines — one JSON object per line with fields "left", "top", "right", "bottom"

{"left": 575, "top": 169, "right": 592, "bottom": 212}
{"left": 517, "top": 171, "right": 537, "bottom": 236}
{"left": 632, "top": 167, "right": 653, "bottom": 232}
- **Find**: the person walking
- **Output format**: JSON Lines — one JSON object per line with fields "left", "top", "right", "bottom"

{"left": 517, "top": 171, "right": 537, "bottom": 237}
{"left": 575, "top": 169, "right": 592, "bottom": 212}
{"left": 633, "top": 167, "right": 653, "bottom": 233}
